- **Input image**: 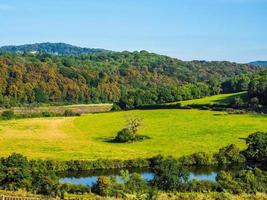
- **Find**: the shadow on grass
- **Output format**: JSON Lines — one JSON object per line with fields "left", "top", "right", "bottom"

{"left": 136, "top": 92, "right": 248, "bottom": 111}
{"left": 213, "top": 113, "right": 226, "bottom": 116}
{"left": 211, "top": 92, "right": 248, "bottom": 105}
{"left": 98, "top": 135, "right": 151, "bottom": 144}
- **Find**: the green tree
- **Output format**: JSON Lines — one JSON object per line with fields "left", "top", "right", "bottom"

{"left": 34, "top": 88, "right": 48, "bottom": 103}
{"left": 152, "top": 157, "right": 189, "bottom": 191}
{"left": 92, "top": 176, "right": 112, "bottom": 196}
{"left": 243, "top": 132, "right": 267, "bottom": 162}
{"left": 215, "top": 144, "right": 245, "bottom": 165}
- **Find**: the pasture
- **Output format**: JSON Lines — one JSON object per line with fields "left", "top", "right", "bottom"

{"left": 0, "top": 103, "right": 113, "bottom": 115}
{"left": 0, "top": 93, "right": 266, "bottom": 161}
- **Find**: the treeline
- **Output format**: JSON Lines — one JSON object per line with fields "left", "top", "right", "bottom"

{"left": 0, "top": 42, "right": 106, "bottom": 55}
{"left": 0, "top": 51, "right": 259, "bottom": 109}
{"left": 221, "top": 71, "right": 267, "bottom": 111}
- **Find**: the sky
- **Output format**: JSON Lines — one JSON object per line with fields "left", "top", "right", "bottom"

{"left": 0, "top": 0, "right": 266, "bottom": 62}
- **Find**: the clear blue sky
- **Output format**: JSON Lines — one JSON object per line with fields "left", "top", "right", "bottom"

{"left": 0, "top": 0, "right": 266, "bottom": 62}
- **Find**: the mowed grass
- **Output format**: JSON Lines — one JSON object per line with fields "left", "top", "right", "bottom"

{"left": 0, "top": 102, "right": 267, "bottom": 160}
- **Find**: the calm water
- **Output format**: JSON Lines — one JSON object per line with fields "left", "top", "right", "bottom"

{"left": 59, "top": 167, "right": 225, "bottom": 187}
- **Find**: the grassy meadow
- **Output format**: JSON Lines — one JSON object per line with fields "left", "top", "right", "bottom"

{"left": 0, "top": 92, "right": 266, "bottom": 161}
{"left": 178, "top": 91, "right": 247, "bottom": 106}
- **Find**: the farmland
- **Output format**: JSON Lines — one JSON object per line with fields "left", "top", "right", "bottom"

{"left": 0, "top": 103, "right": 113, "bottom": 115}
{"left": 0, "top": 93, "right": 266, "bottom": 161}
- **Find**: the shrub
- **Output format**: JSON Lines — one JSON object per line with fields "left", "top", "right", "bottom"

{"left": 114, "top": 128, "right": 135, "bottom": 143}
{"left": 41, "top": 111, "right": 54, "bottom": 117}
{"left": 111, "top": 103, "right": 122, "bottom": 111}
{"left": 61, "top": 183, "right": 91, "bottom": 194}
{"left": 214, "top": 144, "right": 245, "bottom": 165}
{"left": 179, "top": 152, "right": 215, "bottom": 166}
{"left": 92, "top": 176, "right": 112, "bottom": 196}
{"left": 188, "top": 180, "right": 218, "bottom": 192}
{"left": 63, "top": 109, "right": 79, "bottom": 116}
{"left": 1, "top": 110, "right": 15, "bottom": 120}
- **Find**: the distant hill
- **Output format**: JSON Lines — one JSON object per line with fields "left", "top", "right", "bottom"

{"left": 0, "top": 42, "right": 107, "bottom": 55}
{"left": 249, "top": 61, "right": 267, "bottom": 67}
{"left": 0, "top": 50, "right": 260, "bottom": 108}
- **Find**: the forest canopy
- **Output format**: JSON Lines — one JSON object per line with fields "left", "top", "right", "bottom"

{"left": 0, "top": 51, "right": 260, "bottom": 108}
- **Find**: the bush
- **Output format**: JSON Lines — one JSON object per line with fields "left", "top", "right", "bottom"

{"left": 92, "top": 176, "right": 112, "bottom": 196}
{"left": 1, "top": 110, "right": 15, "bottom": 120}
{"left": 114, "top": 128, "right": 135, "bottom": 143}
{"left": 188, "top": 180, "right": 218, "bottom": 192}
{"left": 61, "top": 183, "right": 91, "bottom": 194}
{"left": 63, "top": 110, "right": 79, "bottom": 116}
{"left": 41, "top": 111, "right": 55, "bottom": 117}
{"left": 179, "top": 152, "right": 215, "bottom": 166}
{"left": 214, "top": 144, "right": 245, "bottom": 165}
{"left": 111, "top": 103, "right": 122, "bottom": 111}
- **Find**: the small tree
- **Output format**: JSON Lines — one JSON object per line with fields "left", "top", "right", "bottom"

{"left": 114, "top": 115, "right": 147, "bottom": 143}
{"left": 92, "top": 176, "right": 112, "bottom": 196}
{"left": 126, "top": 115, "right": 143, "bottom": 135}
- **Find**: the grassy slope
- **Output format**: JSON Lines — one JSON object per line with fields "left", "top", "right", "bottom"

{"left": 178, "top": 91, "right": 247, "bottom": 106}
{"left": 0, "top": 92, "right": 266, "bottom": 161}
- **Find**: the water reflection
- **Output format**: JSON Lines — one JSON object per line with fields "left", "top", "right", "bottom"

{"left": 59, "top": 164, "right": 266, "bottom": 187}
{"left": 59, "top": 167, "right": 222, "bottom": 186}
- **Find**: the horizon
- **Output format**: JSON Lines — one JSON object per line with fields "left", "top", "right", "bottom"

{"left": 0, "top": 41, "right": 265, "bottom": 64}
{"left": 0, "top": 0, "right": 266, "bottom": 62}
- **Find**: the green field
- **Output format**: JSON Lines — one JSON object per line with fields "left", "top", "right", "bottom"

{"left": 178, "top": 91, "right": 247, "bottom": 106}
{"left": 0, "top": 93, "right": 266, "bottom": 161}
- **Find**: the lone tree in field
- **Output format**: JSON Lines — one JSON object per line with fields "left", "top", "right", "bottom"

{"left": 114, "top": 115, "right": 146, "bottom": 143}
{"left": 126, "top": 115, "right": 143, "bottom": 136}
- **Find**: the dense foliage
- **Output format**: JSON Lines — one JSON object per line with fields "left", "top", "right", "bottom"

{"left": 0, "top": 153, "right": 61, "bottom": 197}
{"left": 248, "top": 71, "right": 267, "bottom": 106}
{"left": 216, "top": 168, "right": 267, "bottom": 194}
{"left": 152, "top": 157, "right": 189, "bottom": 191}
{"left": 243, "top": 132, "right": 267, "bottom": 163}
{"left": 1, "top": 110, "right": 15, "bottom": 120}
{"left": 0, "top": 51, "right": 259, "bottom": 109}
